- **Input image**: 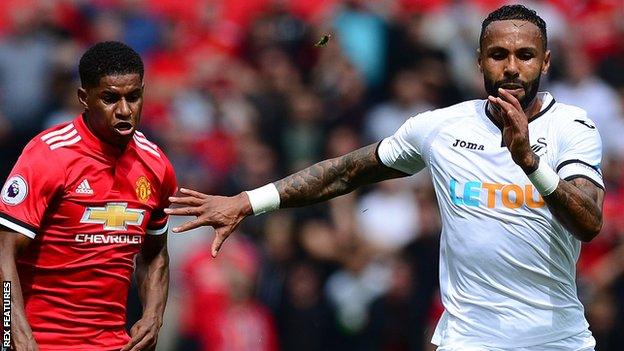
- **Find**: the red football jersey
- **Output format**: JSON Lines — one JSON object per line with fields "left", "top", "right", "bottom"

{"left": 0, "top": 115, "right": 177, "bottom": 350}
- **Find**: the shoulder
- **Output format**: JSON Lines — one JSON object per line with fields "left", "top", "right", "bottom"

{"left": 418, "top": 100, "right": 479, "bottom": 120}
{"left": 551, "top": 100, "right": 590, "bottom": 121}
{"left": 549, "top": 101, "right": 600, "bottom": 133}
{"left": 436, "top": 99, "right": 482, "bottom": 117}
{"left": 132, "top": 131, "right": 175, "bottom": 179}
{"left": 409, "top": 100, "right": 480, "bottom": 126}
{"left": 23, "top": 122, "right": 79, "bottom": 158}
{"left": 399, "top": 100, "right": 479, "bottom": 137}
{"left": 132, "top": 131, "right": 171, "bottom": 163}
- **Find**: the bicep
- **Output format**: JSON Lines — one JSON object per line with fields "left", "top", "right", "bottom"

{"left": 347, "top": 143, "right": 410, "bottom": 186}
{"left": 0, "top": 228, "right": 32, "bottom": 257}
{"left": 140, "top": 233, "right": 168, "bottom": 262}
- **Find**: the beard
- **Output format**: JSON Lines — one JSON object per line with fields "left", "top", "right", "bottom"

{"left": 484, "top": 74, "right": 541, "bottom": 110}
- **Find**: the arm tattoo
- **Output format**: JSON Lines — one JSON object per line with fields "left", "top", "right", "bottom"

{"left": 543, "top": 177, "right": 604, "bottom": 242}
{"left": 275, "top": 143, "right": 407, "bottom": 208}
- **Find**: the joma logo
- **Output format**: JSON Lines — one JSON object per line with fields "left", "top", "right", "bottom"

{"left": 452, "top": 139, "right": 484, "bottom": 150}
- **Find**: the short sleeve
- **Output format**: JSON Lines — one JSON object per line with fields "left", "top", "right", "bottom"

{"left": 146, "top": 158, "right": 178, "bottom": 235}
{"left": 555, "top": 116, "right": 604, "bottom": 190}
{"left": 0, "top": 143, "right": 64, "bottom": 238}
{"left": 376, "top": 111, "right": 437, "bottom": 175}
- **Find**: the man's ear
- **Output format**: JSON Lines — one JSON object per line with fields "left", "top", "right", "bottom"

{"left": 542, "top": 49, "right": 551, "bottom": 75}
{"left": 77, "top": 87, "right": 89, "bottom": 110}
{"left": 477, "top": 48, "right": 483, "bottom": 73}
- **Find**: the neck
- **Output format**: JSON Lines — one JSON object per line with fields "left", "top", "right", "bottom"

{"left": 82, "top": 113, "right": 128, "bottom": 150}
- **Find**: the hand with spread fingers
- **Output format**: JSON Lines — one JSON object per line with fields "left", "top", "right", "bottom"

{"left": 164, "top": 189, "right": 252, "bottom": 257}
{"left": 488, "top": 87, "right": 539, "bottom": 173}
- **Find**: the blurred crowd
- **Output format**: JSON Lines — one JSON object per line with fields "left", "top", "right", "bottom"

{"left": 1, "top": 0, "right": 623, "bottom": 350}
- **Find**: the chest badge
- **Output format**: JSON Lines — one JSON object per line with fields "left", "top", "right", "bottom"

{"left": 135, "top": 176, "right": 152, "bottom": 203}
{"left": 81, "top": 202, "right": 145, "bottom": 230}
{"left": 530, "top": 137, "right": 548, "bottom": 156}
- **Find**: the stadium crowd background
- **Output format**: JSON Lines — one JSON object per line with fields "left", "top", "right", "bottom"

{"left": 0, "top": 0, "right": 623, "bottom": 350}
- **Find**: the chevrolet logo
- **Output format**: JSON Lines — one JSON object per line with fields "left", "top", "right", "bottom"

{"left": 80, "top": 202, "right": 145, "bottom": 230}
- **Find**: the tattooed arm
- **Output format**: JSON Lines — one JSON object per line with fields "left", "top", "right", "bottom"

{"left": 543, "top": 177, "right": 604, "bottom": 242}
{"left": 165, "top": 143, "right": 407, "bottom": 256}
{"left": 276, "top": 144, "right": 407, "bottom": 207}
{"left": 489, "top": 88, "right": 604, "bottom": 243}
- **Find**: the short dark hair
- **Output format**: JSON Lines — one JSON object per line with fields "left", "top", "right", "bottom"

{"left": 79, "top": 41, "right": 144, "bottom": 88}
{"left": 480, "top": 4, "right": 547, "bottom": 50}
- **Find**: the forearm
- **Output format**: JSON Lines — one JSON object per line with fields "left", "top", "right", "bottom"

{"left": 275, "top": 143, "right": 405, "bottom": 208}
{"left": 543, "top": 179, "right": 603, "bottom": 242}
{"left": 136, "top": 236, "right": 169, "bottom": 321}
{"left": 517, "top": 153, "right": 603, "bottom": 242}
{"left": 0, "top": 255, "right": 35, "bottom": 342}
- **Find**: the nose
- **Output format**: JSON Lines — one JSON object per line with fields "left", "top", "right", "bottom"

{"left": 115, "top": 98, "right": 132, "bottom": 120}
{"left": 504, "top": 56, "right": 519, "bottom": 78}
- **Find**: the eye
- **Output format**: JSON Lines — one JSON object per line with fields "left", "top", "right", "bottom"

{"left": 518, "top": 52, "right": 535, "bottom": 60}
{"left": 126, "top": 92, "right": 142, "bottom": 103}
{"left": 101, "top": 94, "right": 119, "bottom": 104}
{"left": 490, "top": 51, "right": 506, "bottom": 60}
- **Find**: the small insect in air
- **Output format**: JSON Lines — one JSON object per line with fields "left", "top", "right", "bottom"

{"left": 315, "top": 34, "right": 331, "bottom": 47}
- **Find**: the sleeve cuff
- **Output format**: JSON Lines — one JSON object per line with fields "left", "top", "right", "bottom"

{"left": 146, "top": 220, "right": 169, "bottom": 235}
{"left": 0, "top": 213, "right": 36, "bottom": 238}
{"left": 556, "top": 159, "right": 604, "bottom": 190}
{"left": 377, "top": 138, "right": 421, "bottom": 175}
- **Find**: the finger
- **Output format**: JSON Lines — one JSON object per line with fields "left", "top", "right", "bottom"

{"left": 497, "top": 88, "right": 523, "bottom": 111}
{"left": 167, "top": 196, "right": 205, "bottom": 206}
{"left": 179, "top": 187, "right": 210, "bottom": 199}
{"left": 128, "top": 334, "right": 156, "bottom": 351}
{"left": 493, "top": 97, "right": 515, "bottom": 120}
{"left": 172, "top": 218, "right": 210, "bottom": 233}
{"left": 488, "top": 96, "right": 511, "bottom": 123}
{"left": 488, "top": 95, "right": 511, "bottom": 115}
{"left": 120, "top": 327, "right": 149, "bottom": 351}
{"left": 163, "top": 206, "right": 201, "bottom": 216}
{"left": 211, "top": 230, "right": 229, "bottom": 258}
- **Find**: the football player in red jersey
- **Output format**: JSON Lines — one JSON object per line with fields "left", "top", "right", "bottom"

{"left": 0, "top": 41, "right": 177, "bottom": 351}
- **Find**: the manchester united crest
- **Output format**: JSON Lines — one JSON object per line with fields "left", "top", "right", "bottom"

{"left": 135, "top": 176, "right": 152, "bottom": 202}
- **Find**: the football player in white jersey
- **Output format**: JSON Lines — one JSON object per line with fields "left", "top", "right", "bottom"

{"left": 166, "top": 4, "right": 604, "bottom": 350}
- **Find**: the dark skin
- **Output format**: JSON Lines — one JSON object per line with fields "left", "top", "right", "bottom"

{"left": 77, "top": 73, "right": 144, "bottom": 149}
{"left": 480, "top": 20, "right": 603, "bottom": 241}
{"left": 0, "top": 233, "right": 36, "bottom": 350}
{"left": 165, "top": 19, "right": 603, "bottom": 256}
{"left": 0, "top": 73, "right": 168, "bottom": 351}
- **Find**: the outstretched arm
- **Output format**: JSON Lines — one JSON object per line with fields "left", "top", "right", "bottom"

{"left": 276, "top": 143, "right": 406, "bottom": 207}
{"left": 490, "top": 88, "right": 603, "bottom": 242}
{"left": 165, "top": 143, "right": 408, "bottom": 256}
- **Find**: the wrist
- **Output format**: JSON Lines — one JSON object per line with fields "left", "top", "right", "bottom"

{"left": 244, "top": 183, "right": 280, "bottom": 215}
{"left": 527, "top": 157, "right": 560, "bottom": 196}
{"left": 519, "top": 152, "right": 539, "bottom": 174}
{"left": 237, "top": 192, "right": 254, "bottom": 216}
{"left": 140, "top": 311, "right": 163, "bottom": 324}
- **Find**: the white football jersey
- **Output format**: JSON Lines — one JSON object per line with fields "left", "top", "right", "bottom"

{"left": 377, "top": 92, "right": 603, "bottom": 348}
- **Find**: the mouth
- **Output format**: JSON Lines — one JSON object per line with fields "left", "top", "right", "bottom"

{"left": 499, "top": 83, "right": 524, "bottom": 95}
{"left": 114, "top": 122, "right": 135, "bottom": 136}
